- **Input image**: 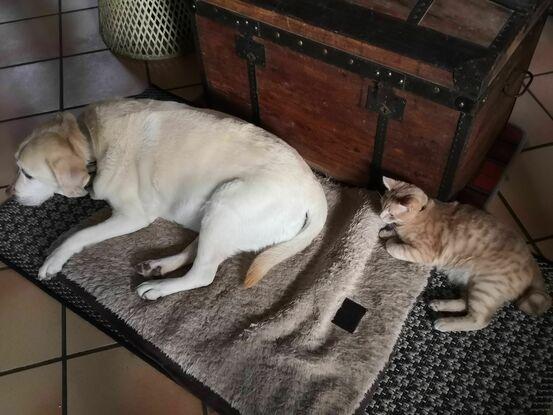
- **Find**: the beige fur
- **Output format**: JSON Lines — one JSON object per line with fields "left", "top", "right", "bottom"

{"left": 380, "top": 177, "right": 551, "bottom": 332}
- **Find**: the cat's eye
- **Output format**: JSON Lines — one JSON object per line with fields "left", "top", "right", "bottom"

{"left": 21, "top": 169, "right": 33, "bottom": 180}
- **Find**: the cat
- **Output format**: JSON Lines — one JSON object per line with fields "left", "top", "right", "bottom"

{"left": 378, "top": 176, "right": 551, "bottom": 332}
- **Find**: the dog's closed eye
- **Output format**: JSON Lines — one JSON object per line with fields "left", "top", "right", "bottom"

{"left": 21, "top": 169, "right": 33, "bottom": 180}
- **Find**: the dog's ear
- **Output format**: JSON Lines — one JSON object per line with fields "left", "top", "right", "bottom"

{"left": 49, "top": 157, "right": 89, "bottom": 197}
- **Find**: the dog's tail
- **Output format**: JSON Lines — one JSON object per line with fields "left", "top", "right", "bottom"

{"left": 517, "top": 261, "right": 552, "bottom": 316}
{"left": 244, "top": 186, "right": 327, "bottom": 288}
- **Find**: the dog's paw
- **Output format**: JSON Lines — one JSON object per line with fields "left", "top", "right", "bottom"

{"left": 136, "top": 281, "right": 165, "bottom": 301}
{"left": 135, "top": 261, "right": 162, "bottom": 277}
{"left": 38, "top": 252, "right": 68, "bottom": 280}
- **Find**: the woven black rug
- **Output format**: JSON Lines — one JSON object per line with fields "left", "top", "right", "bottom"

{"left": 1, "top": 88, "right": 551, "bottom": 414}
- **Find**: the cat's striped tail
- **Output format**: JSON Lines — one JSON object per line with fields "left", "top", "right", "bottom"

{"left": 517, "top": 263, "right": 552, "bottom": 316}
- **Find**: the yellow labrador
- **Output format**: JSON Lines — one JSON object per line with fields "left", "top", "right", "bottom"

{"left": 12, "top": 99, "right": 327, "bottom": 299}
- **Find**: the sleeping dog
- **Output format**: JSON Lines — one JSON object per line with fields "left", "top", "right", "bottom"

{"left": 10, "top": 99, "right": 327, "bottom": 300}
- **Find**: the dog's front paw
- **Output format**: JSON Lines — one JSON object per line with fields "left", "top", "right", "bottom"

{"left": 38, "top": 251, "right": 69, "bottom": 280}
{"left": 137, "top": 281, "right": 166, "bottom": 301}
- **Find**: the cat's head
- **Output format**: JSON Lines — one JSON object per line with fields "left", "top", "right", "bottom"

{"left": 380, "top": 177, "right": 429, "bottom": 225}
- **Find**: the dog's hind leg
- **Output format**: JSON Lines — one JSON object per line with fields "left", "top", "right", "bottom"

{"left": 135, "top": 178, "right": 304, "bottom": 300}
{"left": 135, "top": 237, "right": 198, "bottom": 277}
{"left": 136, "top": 180, "right": 244, "bottom": 300}
{"left": 136, "top": 242, "right": 223, "bottom": 300}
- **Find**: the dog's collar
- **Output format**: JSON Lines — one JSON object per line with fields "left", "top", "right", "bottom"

{"left": 85, "top": 161, "right": 97, "bottom": 191}
{"left": 77, "top": 116, "right": 97, "bottom": 192}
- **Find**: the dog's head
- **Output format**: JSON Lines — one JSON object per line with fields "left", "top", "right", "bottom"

{"left": 12, "top": 112, "right": 91, "bottom": 206}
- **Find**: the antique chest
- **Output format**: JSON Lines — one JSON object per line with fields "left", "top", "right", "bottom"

{"left": 192, "top": 0, "right": 551, "bottom": 199}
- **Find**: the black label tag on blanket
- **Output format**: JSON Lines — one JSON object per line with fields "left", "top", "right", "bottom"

{"left": 332, "top": 298, "right": 367, "bottom": 333}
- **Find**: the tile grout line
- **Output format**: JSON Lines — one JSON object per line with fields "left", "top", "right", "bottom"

{"left": 522, "top": 142, "right": 553, "bottom": 152}
{"left": 528, "top": 89, "right": 553, "bottom": 121}
{"left": 497, "top": 192, "right": 544, "bottom": 257}
{"left": 533, "top": 70, "right": 553, "bottom": 77}
{"left": 59, "top": 5, "right": 68, "bottom": 414}
{"left": 0, "top": 344, "right": 122, "bottom": 378}
{"left": 0, "top": 357, "right": 62, "bottom": 378}
{"left": 167, "top": 82, "right": 204, "bottom": 91}
{"left": 0, "top": 104, "right": 88, "bottom": 124}
{"left": 62, "top": 305, "right": 68, "bottom": 415}
{"left": 0, "top": 6, "right": 99, "bottom": 26}
{"left": 532, "top": 234, "right": 553, "bottom": 244}
{"left": 0, "top": 48, "right": 110, "bottom": 72}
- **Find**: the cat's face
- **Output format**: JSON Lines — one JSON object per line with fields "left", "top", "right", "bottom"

{"left": 380, "top": 177, "right": 429, "bottom": 225}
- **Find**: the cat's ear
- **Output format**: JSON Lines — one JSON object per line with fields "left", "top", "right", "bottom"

{"left": 383, "top": 176, "right": 402, "bottom": 190}
{"left": 395, "top": 204, "right": 408, "bottom": 213}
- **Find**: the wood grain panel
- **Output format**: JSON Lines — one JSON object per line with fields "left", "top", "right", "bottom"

{"left": 256, "top": 40, "right": 458, "bottom": 195}
{"left": 196, "top": 16, "right": 252, "bottom": 120}
{"left": 382, "top": 88, "right": 458, "bottom": 196}
{"left": 343, "top": 0, "right": 416, "bottom": 20}
{"left": 204, "top": 0, "right": 454, "bottom": 87}
{"left": 256, "top": 40, "right": 378, "bottom": 184}
{"left": 420, "top": 0, "right": 510, "bottom": 47}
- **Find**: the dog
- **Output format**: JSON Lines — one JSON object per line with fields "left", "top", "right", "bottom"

{"left": 11, "top": 99, "right": 328, "bottom": 300}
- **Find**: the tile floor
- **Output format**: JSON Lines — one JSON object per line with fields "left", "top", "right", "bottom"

{"left": 487, "top": 16, "right": 553, "bottom": 259}
{"left": 0, "top": 3, "right": 551, "bottom": 414}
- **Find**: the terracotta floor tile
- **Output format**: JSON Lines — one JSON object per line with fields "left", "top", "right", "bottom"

{"left": 499, "top": 147, "right": 553, "bottom": 239}
{"left": 0, "top": 190, "right": 9, "bottom": 205}
{"left": 530, "top": 16, "right": 553, "bottom": 75}
{"left": 509, "top": 90, "right": 553, "bottom": 149}
{"left": 0, "top": 16, "right": 59, "bottom": 68}
{"left": 67, "top": 347, "right": 203, "bottom": 415}
{"left": 66, "top": 309, "right": 116, "bottom": 355}
{"left": 63, "top": 50, "right": 147, "bottom": 108}
{"left": 0, "top": 269, "right": 61, "bottom": 372}
{"left": 62, "top": 8, "right": 105, "bottom": 56}
{"left": 0, "top": 363, "right": 62, "bottom": 415}
{"left": 0, "top": 0, "right": 58, "bottom": 24}
{"left": 529, "top": 74, "right": 553, "bottom": 120}
{"left": 0, "top": 60, "right": 59, "bottom": 121}
{"left": 61, "top": 0, "right": 98, "bottom": 12}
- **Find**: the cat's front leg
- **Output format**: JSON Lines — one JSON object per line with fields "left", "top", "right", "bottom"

{"left": 386, "top": 239, "right": 428, "bottom": 264}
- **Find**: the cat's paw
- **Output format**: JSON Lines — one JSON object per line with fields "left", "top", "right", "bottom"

{"left": 378, "top": 226, "right": 396, "bottom": 240}
{"left": 433, "top": 318, "right": 453, "bottom": 332}
{"left": 429, "top": 300, "right": 442, "bottom": 312}
{"left": 429, "top": 299, "right": 466, "bottom": 313}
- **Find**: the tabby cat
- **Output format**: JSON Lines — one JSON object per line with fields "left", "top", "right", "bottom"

{"left": 379, "top": 177, "right": 551, "bottom": 332}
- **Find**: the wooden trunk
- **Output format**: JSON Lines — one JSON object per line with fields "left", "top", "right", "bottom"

{"left": 193, "top": 0, "right": 550, "bottom": 199}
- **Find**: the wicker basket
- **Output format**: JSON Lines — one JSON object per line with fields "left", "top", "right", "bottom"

{"left": 98, "top": 0, "right": 194, "bottom": 60}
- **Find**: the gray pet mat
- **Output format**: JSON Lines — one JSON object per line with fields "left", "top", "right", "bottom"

{"left": 0, "top": 192, "right": 552, "bottom": 414}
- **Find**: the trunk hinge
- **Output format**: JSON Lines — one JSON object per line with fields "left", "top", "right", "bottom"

{"left": 365, "top": 83, "right": 406, "bottom": 189}
{"left": 236, "top": 35, "right": 265, "bottom": 125}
